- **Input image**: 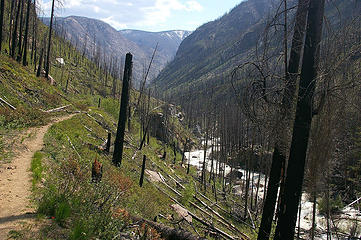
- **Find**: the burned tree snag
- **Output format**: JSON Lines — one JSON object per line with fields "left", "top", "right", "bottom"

{"left": 16, "top": 0, "right": 24, "bottom": 62}
{"left": 113, "top": 53, "right": 132, "bottom": 166}
{"left": 11, "top": 0, "right": 21, "bottom": 59}
{"left": 45, "top": 0, "right": 55, "bottom": 79}
{"left": 36, "top": 43, "right": 44, "bottom": 77}
{"left": 173, "top": 142, "right": 177, "bottom": 164}
{"left": 22, "top": 0, "right": 31, "bottom": 66}
{"left": 65, "top": 75, "right": 70, "bottom": 93}
{"left": 0, "top": 0, "right": 4, "bottom": 52}
{"left": 162, "top": 151, "right": 167, "bottom": 160}
{"left": 274, "top": 0, "right": 326, "bottom": 238}
{"left": 181, "top": 138, "right": 189, "bottom": 166}
{"left": 105, "top": 132, "right": 111, "bottom": 154}
{"left": 139, "top": 155, "right": 146, "bottom": 187}
{"left": 257, "top": 1, "right": 310, "bottom": 239}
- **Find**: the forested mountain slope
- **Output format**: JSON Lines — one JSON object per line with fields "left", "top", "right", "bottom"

{"left": 152, "top": 0, "right": 360, "bottom": 106}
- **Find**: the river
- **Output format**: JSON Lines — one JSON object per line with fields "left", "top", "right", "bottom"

{"left": 185, "top": 143, "right": 361, "bottom": 240}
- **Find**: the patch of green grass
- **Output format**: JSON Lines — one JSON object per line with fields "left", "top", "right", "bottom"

{"left": 31, "top": 151, "right": 43, "bottom": 188}
{"left": 55, "top": 199, "right": 71, "bottom": 227}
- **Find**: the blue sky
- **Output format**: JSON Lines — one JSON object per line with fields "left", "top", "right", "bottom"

{"left": 39, "top": 0, "right": 244, "bottom": 32}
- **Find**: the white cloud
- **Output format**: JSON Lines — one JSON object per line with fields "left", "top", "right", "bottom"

{"left": 185, "top": 1, "right": 203, "bottom": 11}
{"left": 101, "top": 16, "right": 128, "bottom": 30}
{"left": 140, "top": 0, "right": 203, "bottom": 27}
{"left": 93, "top": 6, "right": 100, "bottom": 13}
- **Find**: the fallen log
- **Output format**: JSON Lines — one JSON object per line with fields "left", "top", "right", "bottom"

{"left": 194, "top": 195, "right": 249, "bottom": 239}
{"left": 131, "top": 215, "right": 206, "bottom": 240}
{"left": 85, "top": 112, "right": 114, "bottom": 134}
{"left": 43, "top": 104, "right": 71, "bottom": 113}
{"left": 345, "top": 196, "right": 361, "bottom": 208}
{"left": 148, "top": 179, "right": 242, "bottom": 240}
{"left": 66, "top": 135, "right": 82, "bottom": 160}
{"left": 0, "top": 97, "right": 16, "bottom": 110}
{"left": 187, "top": 211, "right": 237, "bottom": 240}
{"left": 246, "top": 207, "right": 255, "bottom": 229}
{"left": 148, "top": 158, "right": 186, "bottom": 189}
{"left": 197, "top": 191, "right": 229, "bottom": 214}
{"left": 162, "top": 178, "right": 183, "bottom": 197}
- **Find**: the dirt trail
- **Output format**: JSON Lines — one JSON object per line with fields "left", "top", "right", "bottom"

{"left": 0, "top": 115, "right": 75, "bottom": 239}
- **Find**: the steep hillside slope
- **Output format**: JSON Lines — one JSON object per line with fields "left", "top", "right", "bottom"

{"left": 152, "top": 0, "right": 275, "bottom": 97}
{"left": 152, "top": 0, "right": 360, "bottom": 107}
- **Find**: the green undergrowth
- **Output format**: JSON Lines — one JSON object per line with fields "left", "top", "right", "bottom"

{"left": 34, "top": 109, "right": 172, "bottom": 238}
{"left": 31, "top": 151, "right": 44, "bottom": 189}
{"left": 0, "top": 54, "right": 69, "bottom": 130}
{"left": 39, "top": 104, "right": 255, "bottom": 238}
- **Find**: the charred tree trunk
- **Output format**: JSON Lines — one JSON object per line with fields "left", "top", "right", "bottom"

{"left": 139, "top": 155, "right": 146, "bottom": 187}
{"left": 11, "top": 0, "right": 21, "bottom": 59}
{"left": 8, "top": 0, "right": 16, "bottom": 51}
{"left": 22, "top": 0, "right": 30, "bottom": 66}
{"left": 30, "top": 0, "right": 36, "bottom": 63}
{"left": 201, "top": 121, "right": 209, "bottom": 189}
{"left": 36, "top": 43, "right": 44, "bottom": 77}
{"left": 0, "top": 0, "right": 5, "bottom": 52}
{"left": 274, "top": 0, "right": 326, "bottom": 239}
{"left": 65, "top": 75, "right": 70, "bottom": 93}
{"left": 105, "top": 132, "right": 111, "bottom": 154}
{"left": 181, "top": 139, "right": 188, "bottom": 166}
{"left": 257, "top": 0, "right": 310, "bottom": 239}
{"left": 173, "top": 142, "right": 177, "bottom": 164}
{"left": 45, "top": 0, "right": 55, "bottom": 78}
{"left": 113, "top": 53, "right": 132, "bottom": 166}
{"left": 16, "top": 0, "right": 24, "bottom": 62}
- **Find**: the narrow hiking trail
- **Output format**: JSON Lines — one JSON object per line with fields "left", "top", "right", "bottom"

{"left": 0, "top": 114, "right": 75, "bottom": 239}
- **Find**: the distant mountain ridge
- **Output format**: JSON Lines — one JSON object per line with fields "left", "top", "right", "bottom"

{"left": 42, "top": 16, "right": 191, "bottom": 87}
{"left": 120, "top": 29, "right": 191, "bottom": 63}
